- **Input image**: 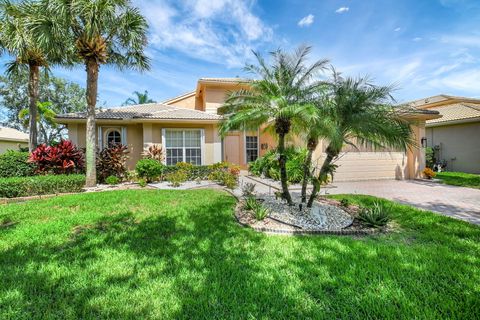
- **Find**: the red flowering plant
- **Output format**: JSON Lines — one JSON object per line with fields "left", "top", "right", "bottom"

{"left": 29, "top": 140, "right": 85, "bottom": 174}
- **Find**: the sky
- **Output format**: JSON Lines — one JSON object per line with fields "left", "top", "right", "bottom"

{"left": 2, "top": 0, "right": 480, "bottom": 107}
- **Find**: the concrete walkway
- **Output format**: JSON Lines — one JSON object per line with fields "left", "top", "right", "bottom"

{"left": 240, "top": 175, "right": 480, "bottom": 225}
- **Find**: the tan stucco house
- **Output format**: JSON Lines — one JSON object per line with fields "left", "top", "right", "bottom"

{"left": 410, "top": 95, "right": 480, "bottom": 173}
{"left": 57, "top": 78, "right": 439, "bottom": 181}
{"left": 0, "top": 126, "right": 28, "bottom": 153}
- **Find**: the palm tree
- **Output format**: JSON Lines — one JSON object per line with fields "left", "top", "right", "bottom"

{"left": 123, "top": 90, "right": 155, "bottom": 105}
{"left": 219, "top": 46, "right": 328, "bottom": 205}
{"left": 33, "top": 0, "right": 150, "bottom": 187}
{"left": 19, "top": 101, "right": 61, "bottom": 145}
{"left": 0, "top": 0, "right": 61, "bottom": 151}
{"left": 306, "top": 72, "right": 415, "bottom": 208}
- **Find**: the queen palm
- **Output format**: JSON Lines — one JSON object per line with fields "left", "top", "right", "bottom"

{"left": 33, "top": 0, "right": 150, "bottom": 187}
{"left": 123, "top": 90, "right": 156, "bottom": 105}
{"left": 220, "top": 46, "right": 328, "bottom": 205}
{"left": 306, "top": 72, "right": 415, "bottom": 207}
{"left": 0, "top": 0, "right": 61, "bottom": 151}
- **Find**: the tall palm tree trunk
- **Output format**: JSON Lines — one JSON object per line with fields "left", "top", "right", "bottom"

{"left": 27, "top": 63, "right": 39, "bottom": 151}
{"left": 301, "top": 137, "right": 318, "bottom": 203}
{"left": 277, "top": 131, "right": 293, "bottom": 205}
{"left": 307, "top": 145, "right": 338, "bottom": 208}
{"left": 85, "top": 58, "right": 99, "bottom": 187}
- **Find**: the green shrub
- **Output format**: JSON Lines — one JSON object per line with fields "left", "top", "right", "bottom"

{"left": 0, "top": 174, "right": 85, "bottom": 198}
{"left": 253, "top": 204, "right": 269, "bottom": 221}
{"left": 244, "top": 196, "right": 259, "bottom": 211}
{"left": 242, "top": 182, "right": 256, "bottom": 197}
{"left": 0, "top": 151, "right": 35, "bottom": 178}
{"left": 165, "top": 169, "right": 188, "bottom": 187}
{"left": 358, "top": 202, "right": 391, "bottom": 227}
{"left": 136, "top": 159, "right": 163, "bottom": 182}
{"left": 138, "top": 178, "right": 147, "bottom": 188}
{"left": 249, "top": 147, "right": 308, "bottom": 183}
{"left": 105, "top": 175, "right": 120, "bottom": 185}
{"left": 208, "top": 170, "right": 238, "bottom": 189}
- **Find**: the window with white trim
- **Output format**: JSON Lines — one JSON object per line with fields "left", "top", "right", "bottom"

{"left": 245, "top": 136, "right": 258, "bottom": 163}
{"left": 164, "top": 129, "right": 203, "bottom": 165}
{"left": 100, "top": 127, "right": 126, "bottom": 149}
{"left": 107, "top": 130, "right": 121, "bottom": 145}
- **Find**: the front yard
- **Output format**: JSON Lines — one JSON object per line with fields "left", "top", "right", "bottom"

{"left": 436, "top": 171, "right": 480, "bottom": 189}
{"left": 0, "top": 189, "right": 479, "bottom": 319}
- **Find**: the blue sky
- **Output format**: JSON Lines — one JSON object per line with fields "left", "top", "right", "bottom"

{"left": 2, "top": 0, "right": 480, "bottom": 107}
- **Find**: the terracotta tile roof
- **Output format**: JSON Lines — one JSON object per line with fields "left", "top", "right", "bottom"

{"left": 406, "top": 94, "right": 480, "bottom": 108}
{"left": 427, "top": 103, "right": 480, "bottom": 124}
{"left": 0, "top": 126, "right": 29, "bottom": 142}
{"left": 198, "top": 77, "right": 251, "bottom": 83}
{"left": 57, "top": 103, "right": 223, "bottom": 121}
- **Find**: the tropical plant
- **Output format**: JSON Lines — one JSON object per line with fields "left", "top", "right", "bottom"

{"left": 141, "top": 144, "right": 164, "bottom": 162}
{"left": 135, "top": 158, "right": 163, "bottom": 182}
{"left": 249, "top": 147, "right": 308, "bottom": 184}
{"left": 219, "top": 46, "right": 328, "bottom": 205}
{"left": 29, "top": 140, "right": 85, "bottom": 174}
{"left": 357, "top": 202, "right": 391, "bottom": 228}
{"left": 123, "top": 90, "right": 155, "bottom": 105}
{"left": 0, "top": 0, "right": 66, "bottom": 151}
{"left": 0, "top": 71, "right": 86, "bottom": 139}
{"left": 242, "top": 182, "right": 256, "bottom": 197}
{"left": 253, "top": 204, "right": 269, "bottom": 221}
{"left": 244, "top": 196, "right": 259, "bottom": 211}
{"left": 18, "top": 101, "right": 60, "bottom": 145}
{"left": 32, "top": 0, "right": 150, "bottom": 187}
{"left": 165, "top": 169, "right": 188, "bottom": 187}
{"left": 96, "top": 144, "right": 128, "bottom": 183}
{"left": 306, "top": 72, "right": 414, "bottom": 207}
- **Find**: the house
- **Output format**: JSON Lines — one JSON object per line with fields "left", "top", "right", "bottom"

{"left": 410, "top": 95, "right": 480, "bottom": 174}
{"left": 0, "top": 126, "right": 28, "bottom": 153}
{"left": 57, "top": 78, "right": 440, "bottom": 181}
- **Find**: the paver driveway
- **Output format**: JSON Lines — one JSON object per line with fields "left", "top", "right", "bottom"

{"left": 320, "top": 180, "right": 480, "bottom": 225}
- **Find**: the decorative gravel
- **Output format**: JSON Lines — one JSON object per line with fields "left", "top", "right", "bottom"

{"left": 258, "top": 195, "right": 353, "bottom": 231}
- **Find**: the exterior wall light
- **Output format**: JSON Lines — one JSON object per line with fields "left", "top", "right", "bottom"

{"left": 421, "top": 137, "right": 427, "bottom": 148}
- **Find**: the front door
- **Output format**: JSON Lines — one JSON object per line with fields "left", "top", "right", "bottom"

{"left": 224, "top": 134, "right": 241, "bottom": 166}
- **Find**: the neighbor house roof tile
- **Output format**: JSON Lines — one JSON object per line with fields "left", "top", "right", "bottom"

{"left": 427, "top": 103, "right": 480, "bottom": 124}
{"left": 0, "top": 126, "right": 29, "bottom": 142}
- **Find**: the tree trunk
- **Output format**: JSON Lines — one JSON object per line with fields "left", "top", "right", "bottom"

{"left": 85, "top": 59, "right": 99, "bottom": 187}
{"left": 301, "top": 137, "right": 318, "bottom": 203}
{"left": 28, "top": 64, "right": 39, "bottom": 151}
{"left": 307, "top": 145, "right": 338, "bottom": 208}
{"left": 277, "top": 131, "right": 293, "bottom": 205}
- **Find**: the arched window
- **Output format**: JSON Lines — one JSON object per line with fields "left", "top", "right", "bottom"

{"left": 106, "top": 129, "right": 121, "bottom": 146}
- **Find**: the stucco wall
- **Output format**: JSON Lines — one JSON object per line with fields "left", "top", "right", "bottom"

{"left": 426, "top": 122, "right": 480, "bottom": 173}
{"left": 167, "top": 94, "right": 197, "bottom": 110}
{"left": 204, "top": 87, "right": 228, "bottom": 114}
{"left": 0, "top": 140, "right": 28, "bottom": 154}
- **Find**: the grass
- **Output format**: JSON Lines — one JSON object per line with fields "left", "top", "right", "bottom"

{"left": 0, "top": 189, "right": 479, "bottom": 319}
{"left": 435, "top": 171, "right": 480, "bottom": 189}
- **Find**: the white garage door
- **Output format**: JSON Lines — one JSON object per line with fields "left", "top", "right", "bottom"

{"left": 314, "top": 152, "right": 408, "bottom": 181}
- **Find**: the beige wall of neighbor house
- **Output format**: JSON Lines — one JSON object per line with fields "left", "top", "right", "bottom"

{"left": 426, "top": 122, "right": 480, "bottom": 173}
{"left": 0, "top": 140, "right": 27, "bottom": 154}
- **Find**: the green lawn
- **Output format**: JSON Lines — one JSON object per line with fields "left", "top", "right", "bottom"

{"left": 436, "top": 171, "right": 480, "bottom": 189}
{"left": 0, "top": 190, "right": 479, "bottom": 319}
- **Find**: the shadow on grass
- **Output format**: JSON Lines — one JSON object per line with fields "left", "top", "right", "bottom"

{"left": 0, "top": 190, "right": 479, "bottom": 319}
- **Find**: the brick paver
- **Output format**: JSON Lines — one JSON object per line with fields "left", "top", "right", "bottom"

{"left": 321, "top": 180, "right": 480, "bottom": 225}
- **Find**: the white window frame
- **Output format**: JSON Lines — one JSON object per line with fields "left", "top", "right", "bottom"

{"left": 98, "top": 126, "right": 127, "bottom": 149}
{"left": 244, "top": 129, "right": 259, "bottom": 164}
{"left": 162, "top": 128, "right": 205, "bottom": 165}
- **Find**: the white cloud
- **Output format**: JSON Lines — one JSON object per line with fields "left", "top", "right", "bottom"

{"left": 394, "top": 27, "right": 401, "bottom": 32}
{"left": 428, "top": 68, "right": 480, "bottom": 92}
{"left": 298, "top": 14, "right": 314, "bottom": 27}
{"left": 412, "top": 37, "right": 422, "bottom": 42}
{"left": 335, "top": 7, "right": 349, "bottom": 14}
{"left": 135, "top": 0, "right": 273, "bottom": 68}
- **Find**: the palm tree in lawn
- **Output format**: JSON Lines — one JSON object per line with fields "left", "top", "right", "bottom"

{"left": 0, "top": 0, "right": 63, "bottom": 151}
{"left": 123, "top": 90, "right": 156, "bottom": 105}
{"left": 33, "top": 0, "right": 150, "bottom": 187}
{"left": 219, "top": 46, "right": 328, "bottom": 205}
{"left": 306, "top": 71, "right": 415, "bottom": 208}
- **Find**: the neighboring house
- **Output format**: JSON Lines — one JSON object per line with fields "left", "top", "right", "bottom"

{"left": 410, "top": 95, "right": 480, "bottom": 174}
{"left": 57, "top": 78, "right": 439, "bottom": 181}
{"left": 0, "top": 126, "right": 28, "bottom": 154}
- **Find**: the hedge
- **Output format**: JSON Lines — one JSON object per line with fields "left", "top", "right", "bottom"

{"left": 0, "top": 174, "right": 85, "bottom": 198}
{"left": 0, "top": 151, "right": 36, "bottom": 178}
